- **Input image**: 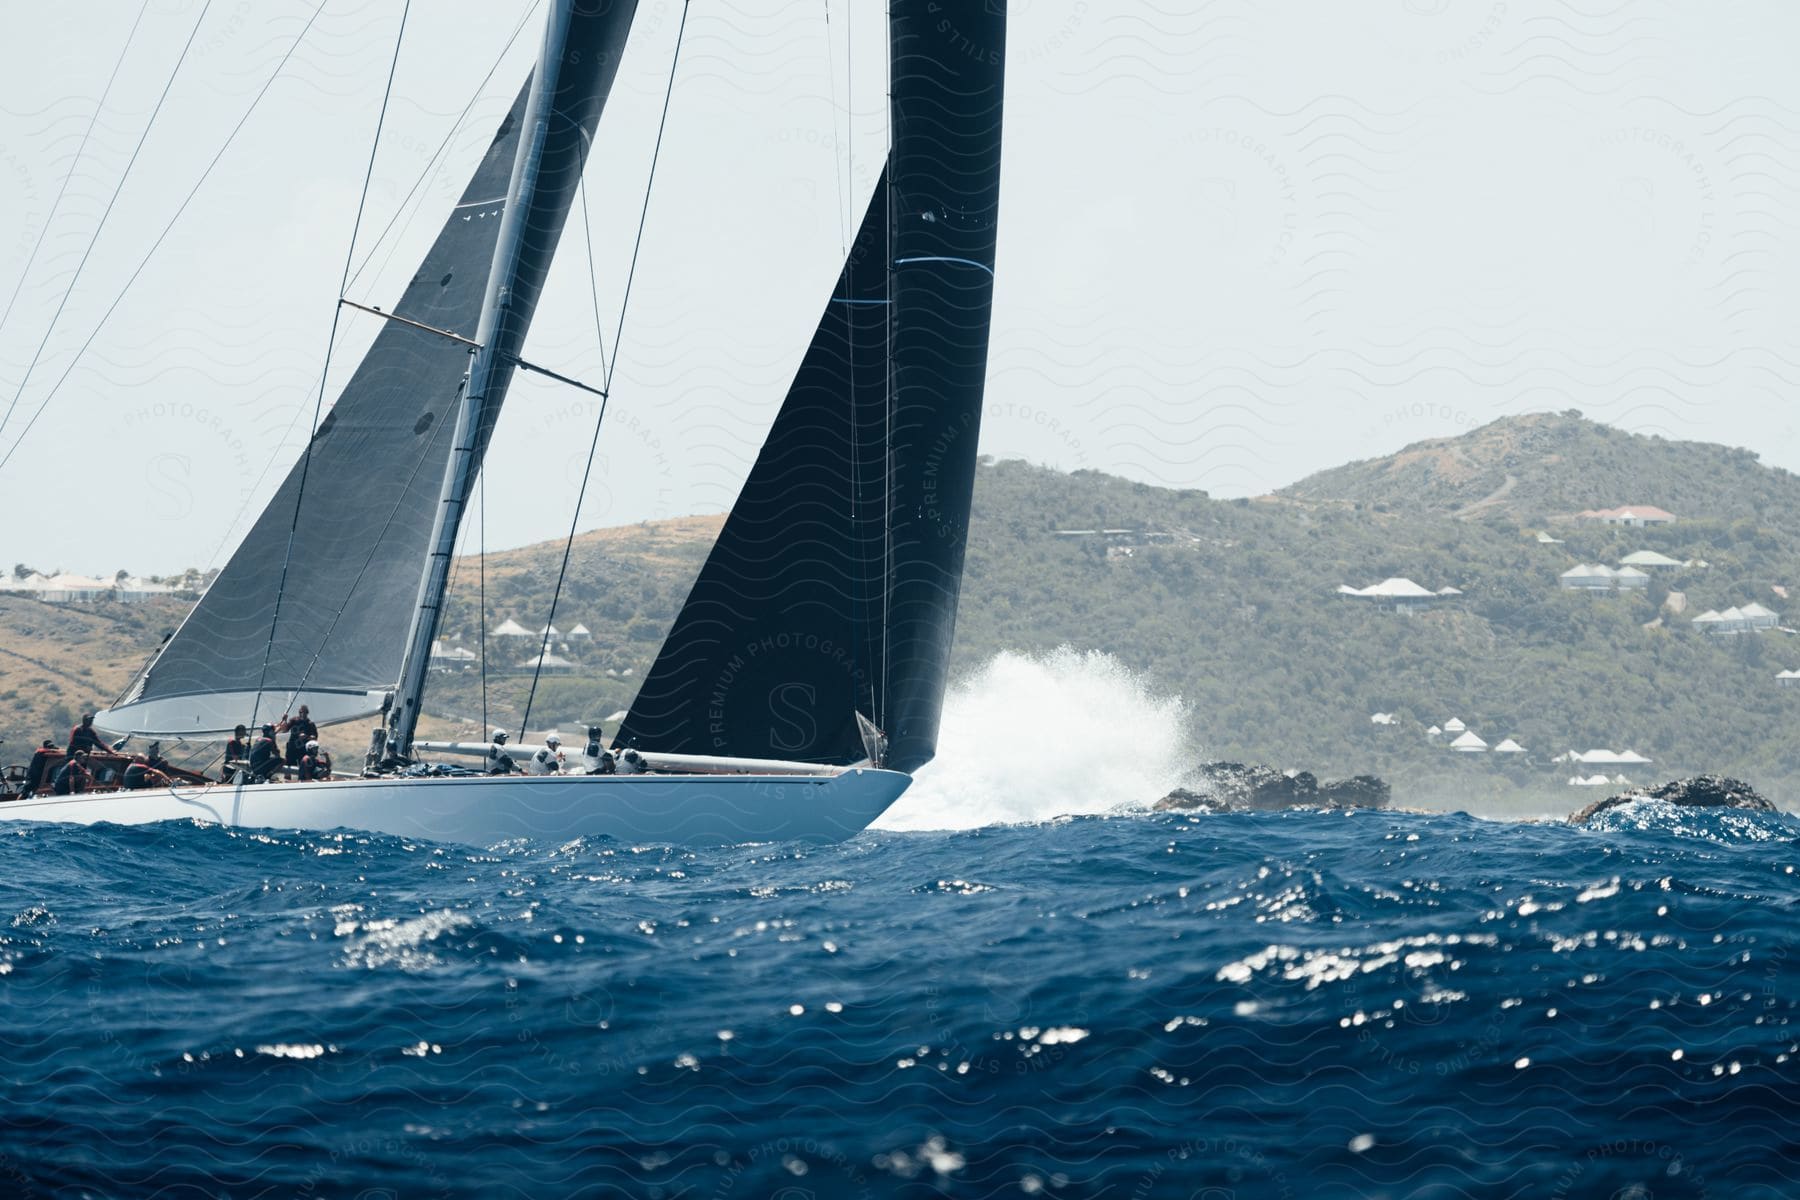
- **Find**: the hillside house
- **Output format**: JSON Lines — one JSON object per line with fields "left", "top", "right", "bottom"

{"left": 1442, "top": 717, "right": 1466, "bottom": 733}
{"left": 1535, "top": 531, "right": 1564, "bottom": 544}
{"left": 517, "top": 651, "right": 575, "bottom": 674}
{"left": 1568, "top": 774, "right": 1612, "bottom": 787}
{"left": 491, "top": 618, "right": 533, "bottom": 638}
{"left": 1450, "top": 731, "right": 1488, "bottom": 752}
{"left": 429, "top": 640, "right": 478, "bottom": 671}
{"left": 1337, "top": 577, "right": 1454, "bottom": 613}
{"left": 1619, "top": 550, "right": 1684, "bottom": 571}
{"left": 1576, "top": 506, "right": 1678, "bottom": 527}
{"left": 1776, "top": 670, "right": 1800, "bottom": 687}
{"left": 1693, "top": 604, "right": 1780, "bottom": 635}
{"left": 1493, "top": 738, "right": 1527, "bottom": 754}
{"left": 1557, "top": 749, "right": 1652, "bottom": 765}
{"left": 1560, "top": 564, "right": 1649, "bottom": 591}
{"left": 1370, "top": 712, "right": 1396, "bottom": 726}
{"left": 569, "top": 623, "right": 593, "bottom": 640}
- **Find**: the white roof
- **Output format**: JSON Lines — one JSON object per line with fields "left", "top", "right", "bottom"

{"left": 1740, "top": 602, "right": 1778, "bottom": 618}
{"left": 1442, "top": 717, "right": 1466, "bottom": 732}
{"left": 1691, "top": 611, "right": 1724, "bottom": 624}
{"left": 540, "top": 624, "right": 562, "bottom": 638}
{"left": 521, "top": 652, "right": 576, "bottom": 669}
{"left": 1493, "top": 738, "right": 1526, "bottom": 753}
{"left": 569, "top": 623, "right": 592, "bottom": 637}
{"left": 1351, "top": 577, "right": 1438, "bottom": 598}
{"left": 1561, "top": 564, "right": 1614, "bottom": 579}
{"left": 1777, "top": 669, "right": 1800, "bottom": 679}
{"left": 430, "top": 639, "right": 477, "bottom": 661}
{"left": 1619, "top": 550, "right": 1683, "bottom": 567}
{"left": 1616, "top": 750, "right": 1652, "bottom": 764}
{"left": 1370, "top": 712, "right": 1395, "bottom": 724}
{"left": 491, "top": 618, "right": 533, "bottom": 636}
{"left": 1535, "top": 531, "right": 1564, "bottom": 544}
{"left": 1449, "top": 730, "right": 1488, "bottom": 750}
{"left": 1426, "top": 725, "right": 1442, "bottom": 736}
{"left": 1436, "top": 586, "right": 1463, "bottom": 596}
{"left": 1614, "top": 566, "right": 1650, "bottom": 580}
{"left": 1568, "top": 774, "right": 1612, "bottom": 786}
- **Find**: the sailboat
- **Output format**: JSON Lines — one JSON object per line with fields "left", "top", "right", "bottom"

{"left": 2, "top": 0, "right": 1006, "bottom": 845}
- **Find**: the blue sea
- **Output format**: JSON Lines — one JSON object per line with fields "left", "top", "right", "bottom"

{"left": 2, "top": 803, "right": 1797, "bottom": 1199}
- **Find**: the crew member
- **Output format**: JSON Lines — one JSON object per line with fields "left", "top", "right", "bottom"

{"left": 278, "top": 705, "right": 318, "bottom": 767}
{"left": 50, "top": 751, "right": 93, "bottom": 796}
{"left": 23, "top": 740, "right": 58, "bottom": 798}
{"left": 248, "top": 724, "right": 282, "bottom": 782}
{"left": 223, "top": 725, "right": 250, "bottom": 782}
{"left": 527, "top": 733, "right": 564, "bottom": 776}
{"left": 486, "top": 728, "right": 518, "bottom": 775}
{"left": 298, "top": 740, "right": 331, "bottom": 782}
{"left": 122, "top": 749, "right": 172, "bottom": 790}
{"left": 67, "top": 713, "right": 109, "bottom": 755}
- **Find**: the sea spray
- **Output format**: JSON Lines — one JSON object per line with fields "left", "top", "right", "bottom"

{"left": 877, "top": 647, "right": 1195, "bottom": 830}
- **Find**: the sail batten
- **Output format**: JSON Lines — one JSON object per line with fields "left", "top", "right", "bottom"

{"left": 618, "top": 0, "right": 1005, "bottom": 771}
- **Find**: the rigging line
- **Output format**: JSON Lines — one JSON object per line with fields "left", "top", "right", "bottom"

{"left": 519, "top": 0, "right": 691, "bottom": 740}
{"left": 0, "top": 0, "right": 324, "bottom": 477}
{"left": 253, "top": 0, "right": 414, "bottom": 726}
{"left": 0, "top": 0, "right": 212, "bottom": 458}
{"left": 0, "top": 0, "right": 152, "bottom": 352}
{"left": 577, "top": 176, "right": 611, "bottom": 382}
{"left": 347, "top": 0, "right": 542, "bottom": 294}
{"left": 821, "top": 0, "right": 848, "bottom": 258}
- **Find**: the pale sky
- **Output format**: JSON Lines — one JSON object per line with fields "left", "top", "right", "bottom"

{"left": 3, "top": 0, "right": 1799, "bottom": 576}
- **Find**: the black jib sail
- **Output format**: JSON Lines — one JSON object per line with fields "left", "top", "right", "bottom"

{"left": 617, "top": 2, "right": 1006, "bottom": 772}
{"left": 100, "top": 0, "right": 639, "bottom": 740}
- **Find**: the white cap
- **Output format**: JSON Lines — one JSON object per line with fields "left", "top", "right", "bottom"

{"left": 545, "top": 733, "right": 561, "bottom": 746}
{"left": 492, "top": 727, "right": 508, "bottom": 741}
{"left": 305, "top": 740, "right": 319, "bottom": 751}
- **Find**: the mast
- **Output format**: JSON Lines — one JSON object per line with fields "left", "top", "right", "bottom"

{"left": 388, "top": 0, "right": 638, "bottom": 756}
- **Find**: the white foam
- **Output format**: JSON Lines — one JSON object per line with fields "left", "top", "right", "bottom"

{"left": 875, "top": 647, "right": 1195, "bottom": 831}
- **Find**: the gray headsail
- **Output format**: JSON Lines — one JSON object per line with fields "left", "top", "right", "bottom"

{"left": 100, "top": 0, "right": 640, "bottom": 741}
{"left": 616, "top": 1, "right": 1006, "bottom": 772}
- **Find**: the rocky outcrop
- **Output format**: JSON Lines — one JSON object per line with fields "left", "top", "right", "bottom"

{"left": 1567, "top": 775, "right": 1776, "bottom": 824}
{"left": 1155, "top": 762, "right": 1391, "bottom": 812}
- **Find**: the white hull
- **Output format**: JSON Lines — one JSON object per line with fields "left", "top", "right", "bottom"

{"left": 0, "top": 768, "right": 912, "bottom": 846}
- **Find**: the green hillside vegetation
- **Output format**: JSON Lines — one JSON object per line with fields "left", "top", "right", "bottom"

{"left": 5, "top": 414, "right": 1798, "bottom": 816}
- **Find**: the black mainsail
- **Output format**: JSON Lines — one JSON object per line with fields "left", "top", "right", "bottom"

{"left": 100, "top": 0, "right": 639, "bottom": 740}
{"left": 617, "top": 2, "right": 1006, "bottom": 772}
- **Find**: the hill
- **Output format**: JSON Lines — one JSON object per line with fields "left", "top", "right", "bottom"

{"left": 1279, "top": 410, "right": 1794, "bottom": 527}
{"left": 6, "top": 413, "right": 1800, "bottom": 816}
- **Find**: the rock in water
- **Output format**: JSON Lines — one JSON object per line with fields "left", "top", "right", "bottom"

{"left": 1567, "top": 775, "right": 1776, "bottom": 825}
{"left": 1155, "top": 762, "right": 1390, "bottom": 812}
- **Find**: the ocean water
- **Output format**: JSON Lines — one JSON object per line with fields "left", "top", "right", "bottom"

{"left": 2, "top": 801, "right": 1797, "bottom": 1199}
{"left": 3, "top": 655, "right": 1797, "bottom": 1197}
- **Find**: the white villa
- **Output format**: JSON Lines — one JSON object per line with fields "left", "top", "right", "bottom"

{"left": 1560, "top": 564, "right": 1649, "bottom": 591}
{"left": 1778, "top": 669, "right": 1800, "bottom": 687}
{"left": 1619, "top": 550, "right": 1684, "bottom": 570}
{"left": 1493, "top": 738, "right": 1527, "bottom": 754}
{"left": 1370, "top": 712, "right": 1397, "bottom": 726}
{"left": 0, "top": 571, "right": 180, "bottom": 603}
{"left": 1449, "top": 731, "right": 1488, "bottom": 752}
{"left": 490, "top": 617, "right": 534, "bottom": 637}
{"left": 1576, "top": 506, "right": 1678, "bottom": 527}
{"left": 1442, "top": 717, "right": 1467, "bottom": 733}
{"left": 1337, "top": 577, "right": 1459, "bottom": 613}
{"left": 1692, "top": 604, "right": 1780, "bottom": 635}
{"left": 570, "top": 623, "right": 593, "bottom": 640}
